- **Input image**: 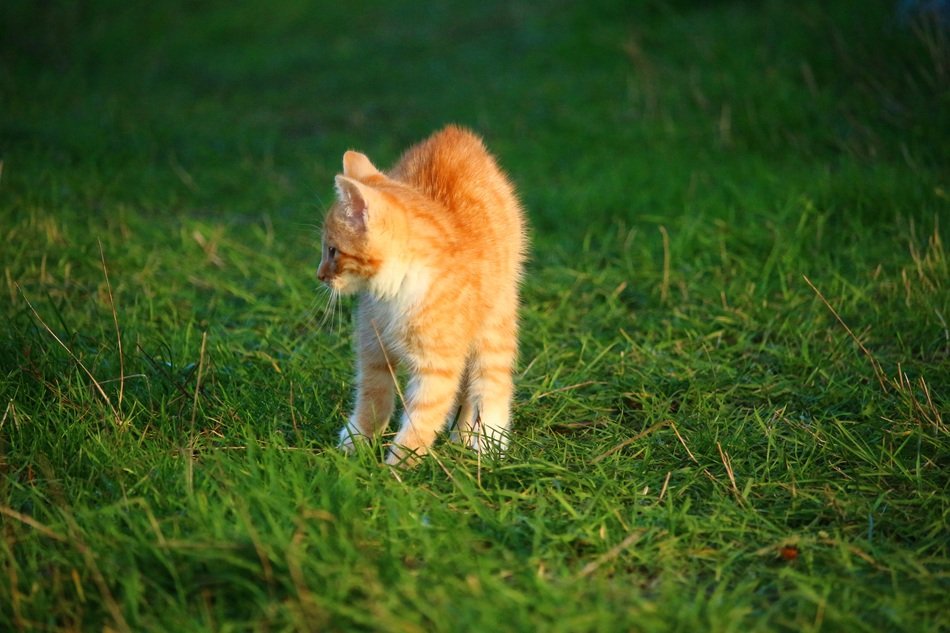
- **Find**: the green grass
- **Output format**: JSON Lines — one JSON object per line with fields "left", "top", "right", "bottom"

{"left": 2, "top": 0, "right": 948, "bottom": 630}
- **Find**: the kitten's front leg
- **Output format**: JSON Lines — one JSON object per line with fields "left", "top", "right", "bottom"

{"left": 386, "top": 363, "right": 463, "bottom": 466}
{"left": 338, "top": 338, "right": 396, "bottom": 452}
{"left": 339, "top": 363, "right": 395, "bottom": 451}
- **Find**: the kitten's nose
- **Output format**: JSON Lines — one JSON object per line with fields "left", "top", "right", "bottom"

{"left": 317, "top": 263, "right": 330, "bottom": 283}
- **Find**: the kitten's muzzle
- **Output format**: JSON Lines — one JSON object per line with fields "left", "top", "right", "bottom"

{"left": 317, "top": 261, "right": 333, "bottom": 284}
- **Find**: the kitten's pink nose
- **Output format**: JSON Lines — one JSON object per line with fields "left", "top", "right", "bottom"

{"left": 317, "top": 262, "right": 331, "bottom": 283}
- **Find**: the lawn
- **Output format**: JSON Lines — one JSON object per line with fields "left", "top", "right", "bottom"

{"left": 1, "top": 1, "right": 948, "bottom": 631}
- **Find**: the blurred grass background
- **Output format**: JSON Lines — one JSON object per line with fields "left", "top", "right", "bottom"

{"left": 1, "top": 1, "right": 948, "bottom": 631}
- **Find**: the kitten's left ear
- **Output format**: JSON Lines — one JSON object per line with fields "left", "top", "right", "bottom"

{"left": 334, "top": 175, "right": 380, "bottom": 232}
{"left": 342, "top": 151, "right": 380, "bottom": 180}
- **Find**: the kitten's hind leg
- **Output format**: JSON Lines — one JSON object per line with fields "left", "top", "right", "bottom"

{"left": 468, "top": 328, "right": 517, "bottom": 456}
{"left": 450, "top": 398, "right": 478, "bottom": 445}
{"left": 386, "top": 358, "right": 466, "bottom": 466}
{"left": 448, "top": 358, "right": 477, "bottom": 445}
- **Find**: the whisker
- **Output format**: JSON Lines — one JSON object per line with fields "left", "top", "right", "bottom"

{"left": 300, "top": 290, "right": 324, "bottom": 325}
{"left": 291, "top": 222, "right": 325, "bottom": 233}
{"left": 319, "top": 289, "right": 336, "bottom": 331}
{"left": 285, "top": 292, "right": 325, "bottom": 354}
{"left": 335, "top": 289, "right": 345, "bottom": 335}
{"left": 298, "top": 289, "right": 323, "bottom": 326}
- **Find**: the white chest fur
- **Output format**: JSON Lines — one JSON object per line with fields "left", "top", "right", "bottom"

{"left": 366, "top": 260, "right": 431, "bottom": 355}
{"left": 370, "top": 260, "right": 430, "bottom": 311}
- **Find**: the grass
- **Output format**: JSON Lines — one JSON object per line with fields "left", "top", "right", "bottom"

{"left": 1, "top": 0, "right": 948, "bottom": 630}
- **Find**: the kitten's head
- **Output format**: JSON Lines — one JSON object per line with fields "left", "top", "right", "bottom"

{"left": 317, "top": 151, "right": 393, "bottom": 294}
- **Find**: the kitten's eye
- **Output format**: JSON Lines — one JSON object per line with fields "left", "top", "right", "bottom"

{"left": 328, "top": 246, "right": 337, "bottom": 258}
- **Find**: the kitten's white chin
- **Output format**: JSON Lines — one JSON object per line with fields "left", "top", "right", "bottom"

{"left": 333, "top": 275, "right": 366, "bottom": 295}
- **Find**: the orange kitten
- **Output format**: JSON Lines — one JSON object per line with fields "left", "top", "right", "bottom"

{"left": 317, "top": 125, "right": 527, "bottom": 465}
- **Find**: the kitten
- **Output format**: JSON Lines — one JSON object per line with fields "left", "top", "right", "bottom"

{"left": 316, "top": 125, "right": 526, "bottom": 465}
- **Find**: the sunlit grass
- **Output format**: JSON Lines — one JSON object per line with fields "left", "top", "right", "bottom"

{"left": 1, "top": 1, "right": 948, "bottom": 631}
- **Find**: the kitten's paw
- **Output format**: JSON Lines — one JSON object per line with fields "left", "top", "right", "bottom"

{"left": 468, "top": 430, "right": 509, "bottom": 458}
{"left": 448, "top": 427, "right": 471, "bottom": 446}
{"left": 337, "top": 423, "right": 367, "bottom": 454}
{"left": 384, "top": 443, "right": 425, "bottom": 468}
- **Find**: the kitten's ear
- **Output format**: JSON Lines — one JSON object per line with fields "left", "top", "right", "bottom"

{"left": 342, "top": 151, "right": 380, "bottom": 180}
{"left": 334, "top": 175, "right": 378, "bottom": 232}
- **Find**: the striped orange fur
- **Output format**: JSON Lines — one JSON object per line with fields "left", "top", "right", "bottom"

{"left": 317, "top": 125, "right": 527, "bottom": 465}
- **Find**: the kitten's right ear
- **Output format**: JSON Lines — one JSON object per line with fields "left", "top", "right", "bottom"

{"left": 342, "top": 151, "right": 380, "bottom": 180}
{"left": 334, "top": 175, "right": 377, "bottom": 232}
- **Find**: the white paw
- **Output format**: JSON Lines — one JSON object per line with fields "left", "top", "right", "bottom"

{"left": 468, "top": 429, "right": 509, "bottom": 457}
{"left": 384, "top": 444, "right": 423, "bottom": 467}
{"left": 337, "top": 423, "right": 366, "bottom": 453}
